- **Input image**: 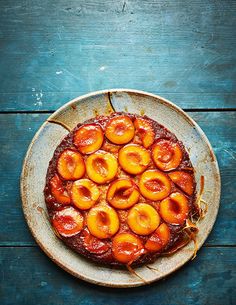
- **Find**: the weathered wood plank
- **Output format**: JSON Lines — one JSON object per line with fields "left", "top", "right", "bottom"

{"left": 0, "top": 114, "right": 49, "bottom": 246}
{"left": 0, "top": 112, "right": 235, "bottom": 246}
{"left": 0, "top": 247, "right": 235, "bottom": 305}
{"left": 0, "top": 0, "right": 235, "bottom": 111}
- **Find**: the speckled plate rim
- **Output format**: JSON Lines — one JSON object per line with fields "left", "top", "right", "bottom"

{"left": 21, "top": 88, "right": 221, "bottom": 288}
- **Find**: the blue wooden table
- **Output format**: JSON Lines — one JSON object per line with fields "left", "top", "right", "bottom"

{"left": 0, "top": 1, "right": 235, "bottom": 304}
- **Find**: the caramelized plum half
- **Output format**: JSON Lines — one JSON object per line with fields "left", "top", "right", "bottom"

{"left": 87, "top": 205, "right": 119, "bottom": 239}
{"left": 71, "top": 179, "right": 100, "bottom": 210}
{"left": 152, "top": 139, "right": 182, "bottom": 171}
{"left": 52, "top": 206, "right": 84, "bottom": 237}
{"left": 107, "top": 178, "right": 139, "bottom": 209}
{"left": 134, "top": 117, "right": 155, "bottom": 148}
{"left": 105, "top": 115, "right": 135, "bottom": 144}
{"left": 112, "top": 233, "right": 145, "bottom": 264}
{"left": 86, "top": 150, "right": 118, "bottom": 184}
{"left": 139, "top": 170, "right": 171, "bottom": 201}
{"left": 118, "top": 144, "right": 151, "bottom": 175}
{"left": 73, "top": 124, "right": 104, "bottom": 154}
{"left": 50, "top": 174, "right": 71, "bottom": 205}
{"left": 127, "top": 203, "right": 160, "bottom": 235}
{"left": 57, "top": 149, "right": 85, "bottom": 180}
{"left": 159, "top": 192, "right": 189, "bottom": 225}
{"left": 81, "top": 228, "right": 110, "bottom": 254}
{"left": 168, "top": 171, "right": 194, "bottom": 195}
{"left": 145, "top": 223, "right": 170, "bottom": 252}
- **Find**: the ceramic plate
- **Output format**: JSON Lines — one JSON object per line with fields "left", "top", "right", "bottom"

{"left": 21, "top": 89, "right": 220, "bottom": 287}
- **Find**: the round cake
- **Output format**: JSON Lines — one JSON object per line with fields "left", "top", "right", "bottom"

{"left": 44, "top": 112, "right": 199, "bottom": 267}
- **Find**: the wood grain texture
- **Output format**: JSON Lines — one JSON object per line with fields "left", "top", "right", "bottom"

{"left": 0, "top": 111, "right": 235, "bottom": 246}
{"left": 0, "top": 247, "right": 235, "bottom": 305}
{"left": 0, "top": 0, "right": 235, "bottom": 111}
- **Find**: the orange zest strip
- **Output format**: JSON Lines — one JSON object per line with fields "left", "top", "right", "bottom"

{"left": 176, "top": 218, "right": 199, "bottom": 259}
{"left": 195, "top": 176, "right": 208, "bottom": 222}
{"left": 146, "top": 265, "right": 162, "bottom": 273}
{"left": 184, "top": 228, "right": 199, "bottom": 260}
{"left": 126, "top": 264, "right": 148, "bottom": 284}
{"left": 47, "top": 119, "right": 72, "bottom": 132}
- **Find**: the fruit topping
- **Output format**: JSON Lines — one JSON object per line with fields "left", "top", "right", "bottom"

{"left": 46, "top": 112, "right": 198, "bottom": 265}
{"left": 112, "top": 233, "right": 145, "bottom": 264}
{"left": 127, "top": 203, "right": 160, "bottom": 235}
{"left": 81, "top": 228, "right": 110, "bottom": 254}
{"left": 52, "top": 206, "right": 84, "bottom": 237}
{"left": 106, "top": 178, "right": 140, "bottom": 209}
{"left": 134, "top": 117, "right": 155, "bottom": 148}
{"left": 86, "top": 150, "right": 118, "bottom": 184}
{"left": 71, "top": 179, "right": 100, "bottom": 210}
{"left": 168, "top": 171, "right": 194, "bottom": 195}
{"left": 139, "top": 170, "right": 171, "bottom": 201}
{"left": 105, "top": 115, "right": 135, "bottom": 144}
{"left": 145, "top": 223, "right": 170, "bottom": 252}
{"left": 73, "top": 124, "right": 104, "bottom": 154}
{"left": 50, "top": 174, "right": 71, "bottom": 204}
{"left": 87, "top": 205, "right": 119, "bottom": 239}
{"left": 57, "top": 149, "right": 85, "bottom": 180}
{"left": 118, "top": 144, "right": 151, "bottom": 175}
{"left": 159, "top": 192, "right": 189, "bottom": 225}
{"left": 152, "top": 139, "right": 182, "bottom": 171}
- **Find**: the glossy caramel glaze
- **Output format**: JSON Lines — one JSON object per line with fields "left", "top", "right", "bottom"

{"left": 44, "top": 112, "right": 198, "bottom": 266}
